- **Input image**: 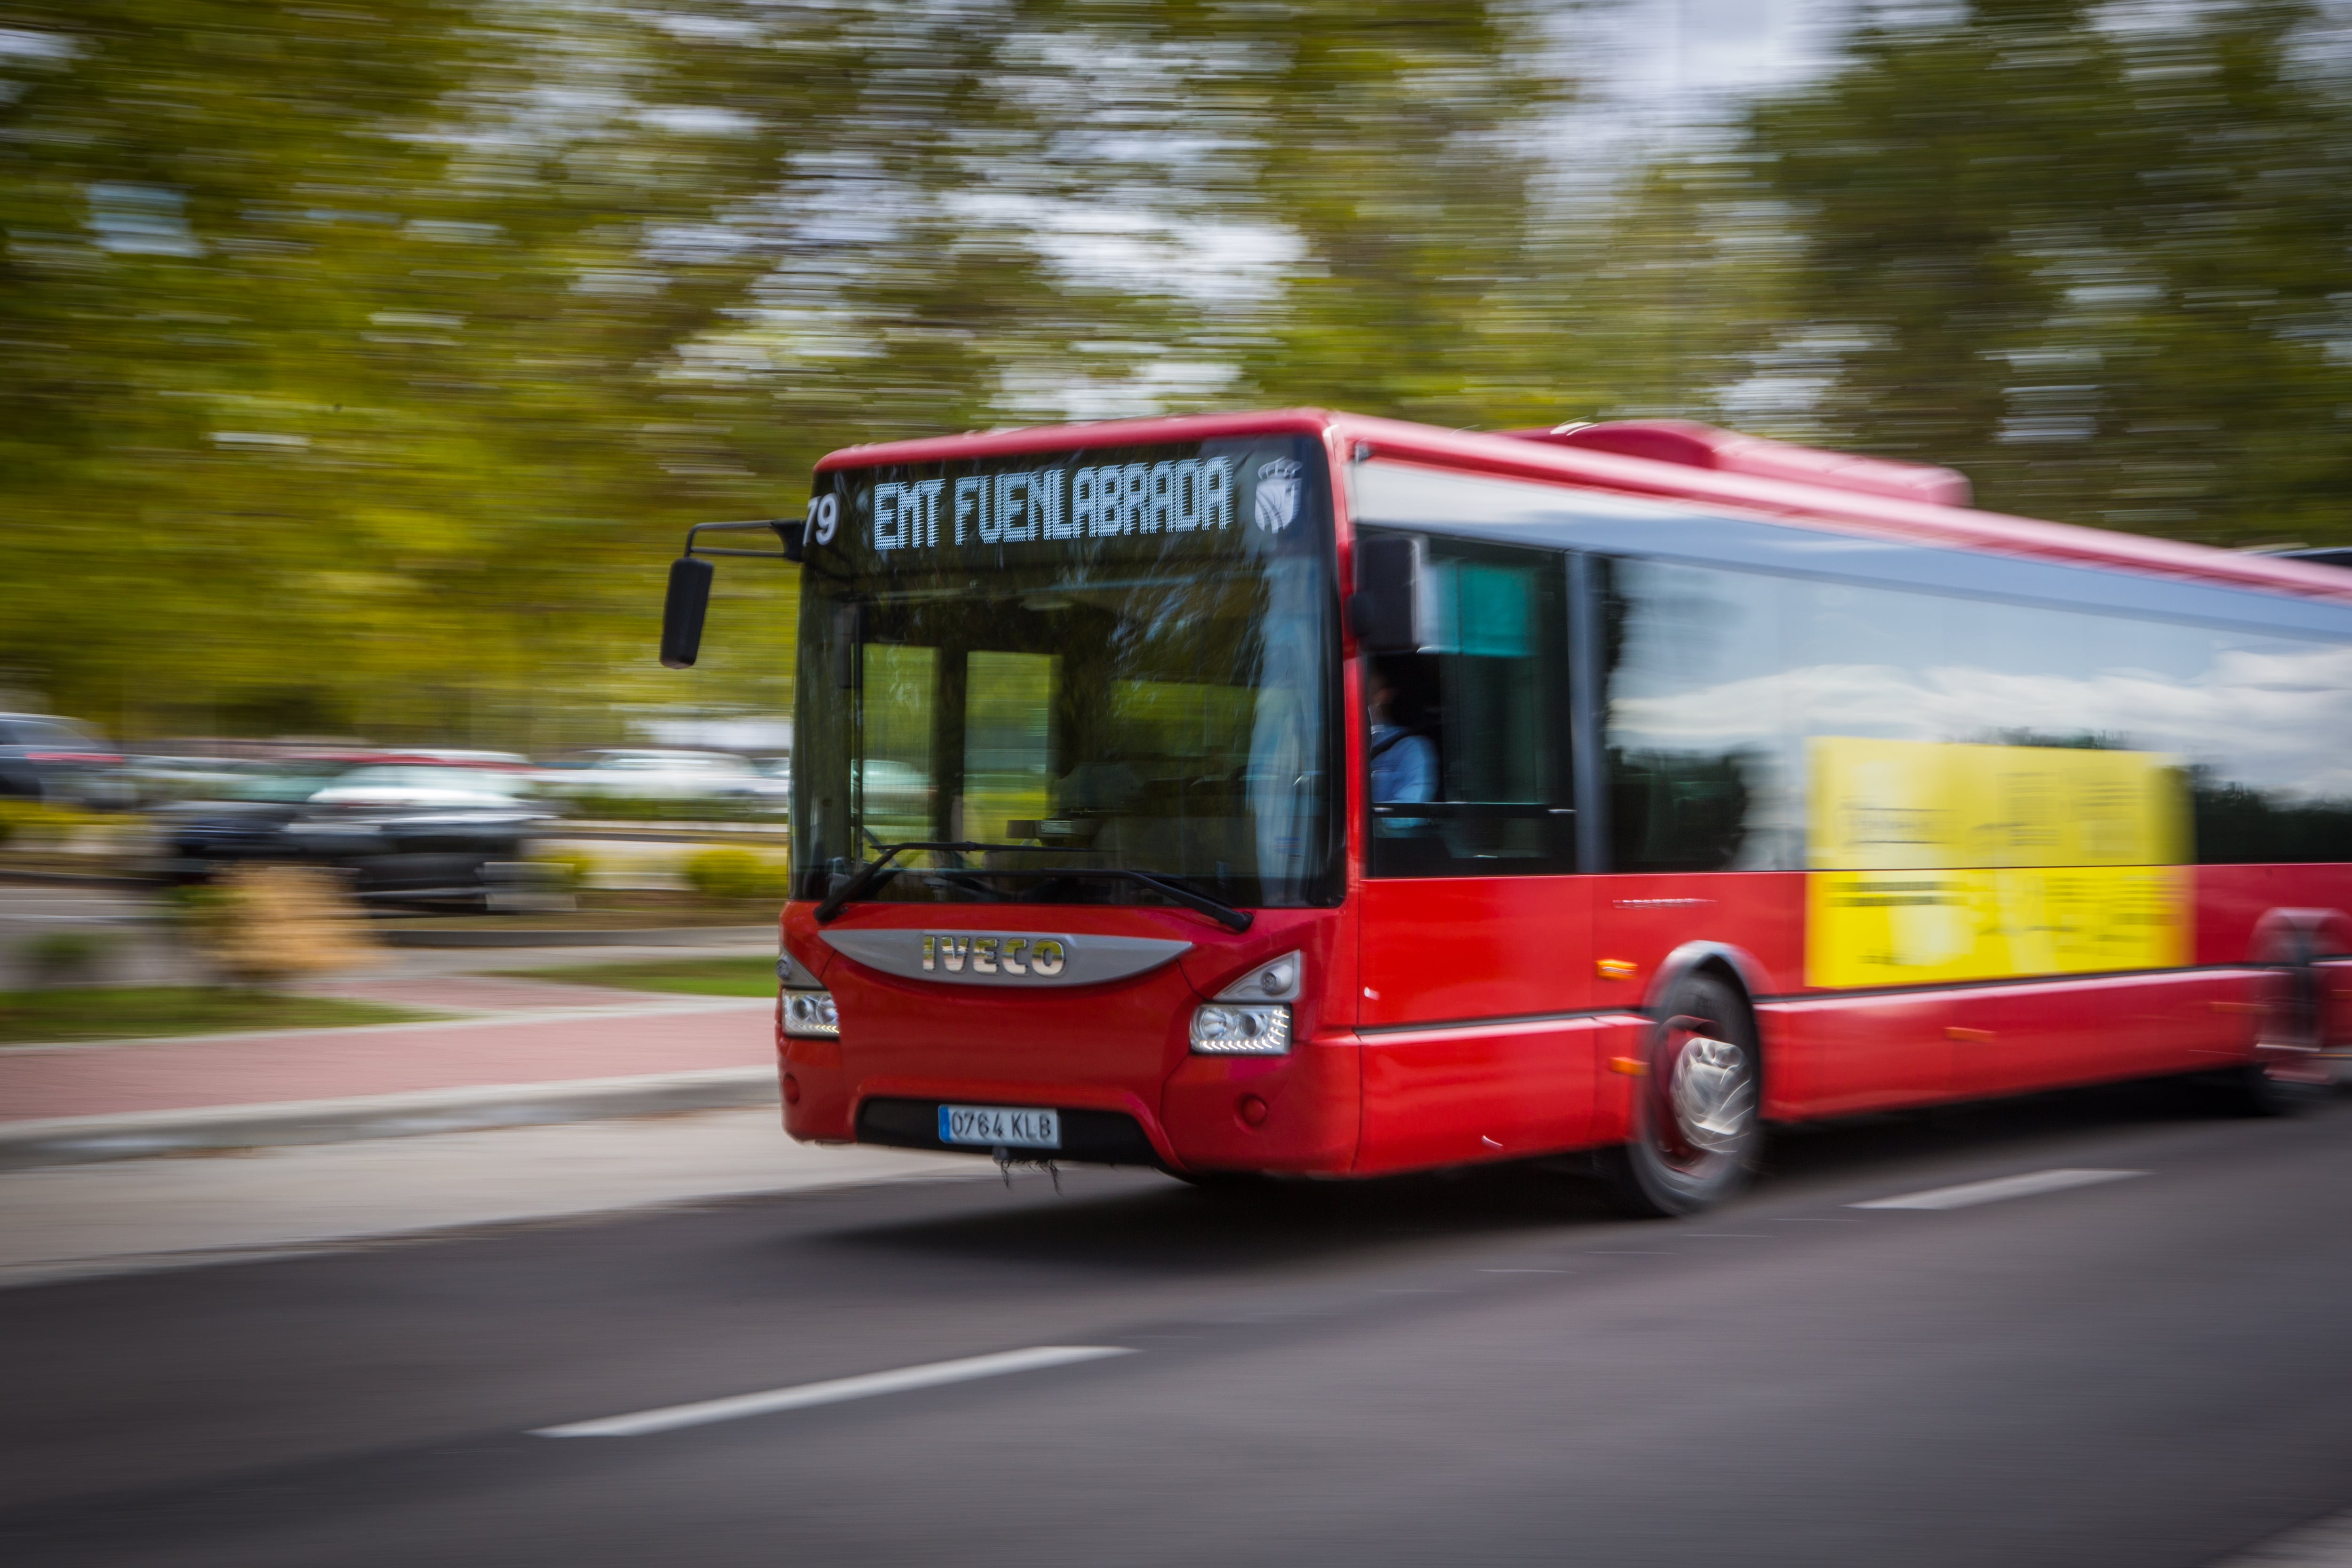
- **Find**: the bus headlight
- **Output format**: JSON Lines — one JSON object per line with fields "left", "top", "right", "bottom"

{"left": 783, "top": 990, "right": 839, "bottom": 1039}
{"left": 1190, "top": 1002, "right": 1291, "bottom": 1055}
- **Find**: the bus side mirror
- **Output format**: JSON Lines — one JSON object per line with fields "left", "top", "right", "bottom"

{"left": 1350, "top": 535, "right": 1422, "bottom": 653}
{"left": 660, "top": 556, "right": 715, "bottom": 669}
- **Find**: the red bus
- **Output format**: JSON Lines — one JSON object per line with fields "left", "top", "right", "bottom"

{"left": 660, "top": 409, "right": 2352, "bottom": 1215}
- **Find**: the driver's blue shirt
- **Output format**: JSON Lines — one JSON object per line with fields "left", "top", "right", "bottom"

{"left": 1369, "top": 723, "right": 1436, "bottom": 808}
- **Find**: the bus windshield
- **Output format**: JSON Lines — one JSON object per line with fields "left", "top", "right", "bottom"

{"left": 792, "top": 434, "right": 1340, "bottom": 912}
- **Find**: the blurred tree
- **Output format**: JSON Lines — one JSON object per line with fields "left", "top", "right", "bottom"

{"left": 1739, "top": 0, "right": 2352, "bottom": 544}
{"left": 0, "top": 0, "right": 819, "bottom": 743}
{"left": 59, "top": 0, "right": 2352, "bottom": 751}
{"left": 1183, "top": 2, "right": 1567, "bottom": 428}
{"left": 0, "top": 0, "right": 1572, "bottom": 743}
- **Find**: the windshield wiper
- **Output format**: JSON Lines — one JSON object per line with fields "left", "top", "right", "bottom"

{"left": 813, "top": 840, "right": 1253, "bottom": 932}
{"left": 814, "top": 840, "right": 1093, "bottom": 924}
{"left": 1007, "top": 867, "right": 1254, "bottom": 933}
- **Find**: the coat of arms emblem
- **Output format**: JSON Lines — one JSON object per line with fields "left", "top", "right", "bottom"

{"left": 1254, "top": 458, "right": 1302, "bottom": 534}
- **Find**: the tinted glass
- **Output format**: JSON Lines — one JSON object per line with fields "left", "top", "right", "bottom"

{"left": 1602, "top": 559, "right": 1789, "bottom": 872}
{"left": 5, "top": 720, "right": 90, "bottom": 749}
{"left": 226, "top": 766, "right": 342, "bottom": 803}
{"left": 1603, "top": 557, "right": 2352, "bottom": 870}
{"left": 795, "top": 435, "right": 1339, "bottom": 910}
{"left": 326, "top": 766, "right": 531, "bottom": 796}
{"left": 1364, "top": 535, "right": 1573, "bottom": 877}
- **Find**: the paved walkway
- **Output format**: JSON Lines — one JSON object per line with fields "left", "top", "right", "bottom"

{"left": 0, "top": 891, "right": 942, "bottom": 1289}
{"left": 0, "top": 879, "right": 780, "bottom": 1126}
{"left": 0, "top": 1108, "right": 983, "bottom": 1288}
{"left": 0, "top": 998, "right": 775, "bottom": 1124}
{"left": 290, "top": 973, "right": 688, "bottom": 1013}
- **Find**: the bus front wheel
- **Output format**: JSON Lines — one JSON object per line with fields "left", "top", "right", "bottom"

{"left": 1599, "top": 972, "right": 1761, "bottom": 1219}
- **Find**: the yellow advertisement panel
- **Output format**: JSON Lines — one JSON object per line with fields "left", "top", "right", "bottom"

{"left": 1805, "top": 738, "right": 2190, "bottom": 989}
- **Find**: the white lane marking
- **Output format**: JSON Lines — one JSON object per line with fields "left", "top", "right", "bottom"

{"left": 532, "top": 1346, "right": 1134, "bottom": 1438}
{"left": 1851, "top": 1168, "right": 2147, "bottom": 1212}
{"left": 2210, "top": 1505, "right": 2352, "bottom": 1565}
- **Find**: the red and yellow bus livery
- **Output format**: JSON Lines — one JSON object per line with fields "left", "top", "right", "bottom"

{"left": 661, "top": 409, "right": 2352, "bottom": 1214}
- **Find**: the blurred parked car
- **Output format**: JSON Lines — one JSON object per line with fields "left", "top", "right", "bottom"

{"left": 306, "top": 764, "right": 542, "bottom": 810}
{"left": 119, "top": 754, "right": 255, "bottom": 805}
{"left": 156, "top": 762, "right": 552, "bottom": 903}
{"left": 390, "top": 749, "right": 532, "bottom": 767}
{"left": 540, "top": 749, "right": 788, "bottom": 805}
{"left": 854, "top": 758, "right": 930, "bottom": 825}
{"left": 0, "top": 713, "right": 133, "bottom": 808}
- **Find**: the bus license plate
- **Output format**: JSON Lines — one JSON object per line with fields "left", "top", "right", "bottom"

{"left": 939, "top": 1104, "right": 1061, "bottom": 1150}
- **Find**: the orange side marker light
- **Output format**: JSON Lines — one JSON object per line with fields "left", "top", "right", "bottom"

{"left": 1597, "top": 958, "right": 1638, "bottom": 982}
{"left": 1608, "top": 1056, "right": 1649, "bottom": 1077}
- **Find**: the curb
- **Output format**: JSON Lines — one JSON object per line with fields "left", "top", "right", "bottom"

{"left": 376, "top": 924, "right": 775, "bottom": 949}
{"left": 0, "top": 1067, "right": 780, "bottom": 1171}
{"left": 0, "top": 869, "right": 156, "bottom": 890}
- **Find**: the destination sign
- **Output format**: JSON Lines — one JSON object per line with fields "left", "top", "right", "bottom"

{"left": 866, "top": 455, "right": 1239, "bottom": 554}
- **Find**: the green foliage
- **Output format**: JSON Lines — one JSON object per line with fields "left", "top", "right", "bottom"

{"left": 0, "top": 0, "right": 1605, "bottom": 744}
{"left": 12, "top": 0, "right": 2352, "bottom": 757}
{"left": 0, "top": 984, "right": 434, "bottom": 1045}
{"left": 17, "top": 930, "right": 110, "bottom": 987}
{"left": 563, "top": 794, "right": 783, "bottom": 824}
{"left": 0, "top": 800, "right": 101, "bottom": 847}
{"left": 680, "top": 845, "right": 789, "bottom": 902}
{"left": 495, "top": 954, "right": 777, "bottom": 997}
{"left": 0, "top": 0, "right": 825, "bottom": 742}
{"left": 530, "top": 850, "right": 597, "bottom": 892}
{"left": 1119, "top": 3, "right": 1568, "bottom": 427}
{"left": 1735, "top": 0, "right": 2352, "bottom": 544}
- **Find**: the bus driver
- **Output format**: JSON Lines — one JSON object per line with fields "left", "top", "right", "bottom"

{"left": 1367, "top": 668, "right": 1436, "bottom": 827}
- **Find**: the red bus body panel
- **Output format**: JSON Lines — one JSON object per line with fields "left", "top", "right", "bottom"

{"left": 781, "top": 408, "right": 2352, "bottom": 1178}
{"left": 781, "top": 903, "right": 1361, "bottom": 1175}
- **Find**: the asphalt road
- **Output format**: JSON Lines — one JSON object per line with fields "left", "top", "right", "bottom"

{"left": 8, "top": 1082, "right": 2352, "bottom": 1567}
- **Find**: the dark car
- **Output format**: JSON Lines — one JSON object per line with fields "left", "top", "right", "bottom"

{"left": 157, "top": 761, "right": 555, "bottom": 903}
{"left": 0, "top": 713, "right": 133, "bottom": 808}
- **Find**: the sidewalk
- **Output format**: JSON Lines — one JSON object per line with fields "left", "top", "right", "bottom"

{"left": 0, "top": 935, "right": 787, "bottom": 1165}
{"left": 1, "top": 999, "right": 774, "bottom": 1120}
{"left": 0, "top": 1109, "right": 986, "bottom": 1289}
{"left": 0, "top": 906, "right": 1007, "bottom": 1289}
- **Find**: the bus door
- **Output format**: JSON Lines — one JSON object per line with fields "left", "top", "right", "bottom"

{"left": 1355, "top": 536, "right": 1594, "bottom": 1168}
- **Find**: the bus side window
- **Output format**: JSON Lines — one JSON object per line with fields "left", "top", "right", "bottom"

{"left": 1366, "top": 540, "right": 1573, "bottom": 878}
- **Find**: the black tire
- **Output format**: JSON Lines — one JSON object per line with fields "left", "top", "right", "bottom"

{"left": 2208, "top": 1061, "right": 2327, "bottom": 1117}
{"left": 1598, "top": 971, "right": 1763, "bottom": 1218}
{"left": 2210, "top": 932, "right": 2334, "bottom": 1116}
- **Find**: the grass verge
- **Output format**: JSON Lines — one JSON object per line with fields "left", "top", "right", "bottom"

{"left": 378, "top": 893, "right": 781, "bottom": 932}
{"left": 495, "top": 955, "right": 777, "bottom": 998}
{"left": 0, "top": 987, "right": 444, "bottom": 1046}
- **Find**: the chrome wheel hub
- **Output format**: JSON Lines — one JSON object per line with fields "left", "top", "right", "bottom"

{"left": 1669, "top": 1034, "right": 1753, "bottom": 1156}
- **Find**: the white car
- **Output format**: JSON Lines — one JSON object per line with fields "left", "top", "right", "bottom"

{"left": 304, "top": 764, "right": 544, "bottom": 811}
{"left": 540, "top": 750, "right": 787, "bottom": 803}
{"left": 854, "top": 758, "right": 931, "bottom": 823}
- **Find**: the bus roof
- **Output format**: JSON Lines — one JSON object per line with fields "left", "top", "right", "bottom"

{"left": 813, "top": 408, "right": 2352, "bottom": 607}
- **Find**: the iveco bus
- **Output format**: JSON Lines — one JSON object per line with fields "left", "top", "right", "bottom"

{"left": 659, "top": 409, "right": 2352, "bottom": 1214}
